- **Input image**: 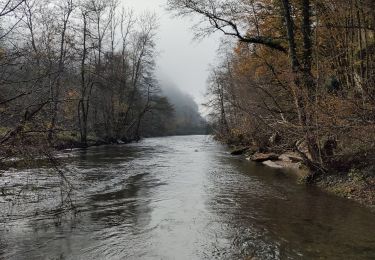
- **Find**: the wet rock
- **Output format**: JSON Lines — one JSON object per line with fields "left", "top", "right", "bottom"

{"left": 250, "top": 152, "right": 279, "bottom": 162}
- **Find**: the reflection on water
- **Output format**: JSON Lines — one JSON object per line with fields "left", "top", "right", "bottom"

{"left": 0, "top": 135, "right": 374, "bottom": 259}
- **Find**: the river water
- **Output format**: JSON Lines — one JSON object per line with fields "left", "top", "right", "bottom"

{"left": 0, "top": 135, "right": 374, "bottom": 259}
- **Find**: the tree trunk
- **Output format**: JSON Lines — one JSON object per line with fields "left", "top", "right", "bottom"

{"left": 281, "top": 0, "right": 322, "bottom": 169}
{"left": 79, "top": 12, "right": 88, "bottom": 146}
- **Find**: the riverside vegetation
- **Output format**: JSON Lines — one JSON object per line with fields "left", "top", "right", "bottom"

{"left": 167, "top": 0, "right": 375, "bottom": 206}
{"left": 0, "top": 0, "right": 374, "bottom": 208}
{"left": 0, "top": 0, "right": 206, "bottom": 168}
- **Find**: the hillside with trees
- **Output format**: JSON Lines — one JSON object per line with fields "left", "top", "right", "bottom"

{"left": 161, "top": 83, "right": 207, "bottom": 135}
{"left": 1, "top": 2, "right": 375, "bottom": 258}
{"left": 0, "top": 0, "right": 205, "bottom": 164}
{"left": 168, "top": 0, "right": 375, "bottom": 201}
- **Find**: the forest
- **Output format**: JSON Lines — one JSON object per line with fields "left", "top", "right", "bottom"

{"left": 168, "top": 0, "right": 375, "bottom": 185}
{"left": 0, "top": 0, "right": 205, "bottom": 164}
{"left": 0, "top": 0, "right": 374, "bottom": 195}
{"left": 0, "top": 1, "right": 375, "bottom": 258}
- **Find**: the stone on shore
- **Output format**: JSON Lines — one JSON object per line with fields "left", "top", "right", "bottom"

{"left": 279, "top": 152, "right": 303, "bottom": 163}
{"left": 250, "top": 152, "right": 279, "bottom": 162}
{"left": 262, "top": 160, "right": 284, "bottom": 169}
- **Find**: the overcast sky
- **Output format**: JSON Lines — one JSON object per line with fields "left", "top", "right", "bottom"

{"left": 124, "top": 0, "right": 221, "bottom": 110}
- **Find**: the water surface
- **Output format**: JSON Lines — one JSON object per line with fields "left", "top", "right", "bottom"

{"left": 0, "top": 136, "right": 374, "bottom": 259}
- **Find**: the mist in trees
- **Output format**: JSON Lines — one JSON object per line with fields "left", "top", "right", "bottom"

{"left": 160, "top": 81, "right": 207, "bottom": 135}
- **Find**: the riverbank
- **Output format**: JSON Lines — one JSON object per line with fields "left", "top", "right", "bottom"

{"left": 2, "top": 135, "right": 375, "bottom": 259}
{"left": 0, "top": 132, "right": 135, "bottom": 170}
{"left": 0, "top": 133, "right": 208, "bottom": 169}
{"left": 315, "top": 168, "right": 375, "bottom": 209}
{"left": 230, "top": 146, "right": 375, "bottom": 209}
{"left": 53, "top": 136, "right": 129, "bottom": 151}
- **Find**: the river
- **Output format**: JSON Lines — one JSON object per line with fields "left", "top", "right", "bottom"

{"left": 0, "top": 135, "right": 374, "bottom": 259}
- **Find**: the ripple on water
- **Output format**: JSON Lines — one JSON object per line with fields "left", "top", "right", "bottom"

{"left": 1, "top": 135, "right": 375, "bottom": 260}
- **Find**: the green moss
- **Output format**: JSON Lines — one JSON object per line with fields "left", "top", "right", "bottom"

{"left": 0, "top": 126, "right": 10, "bottom": 136}
{"left": 56, "top": 131, "right": 80, "bottom": 143}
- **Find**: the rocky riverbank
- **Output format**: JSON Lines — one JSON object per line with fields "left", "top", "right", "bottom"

{"left": 230, "top": 146, "right": 375, "bottom": 209}
{"left": 53, "top": 137, "right": 129, "bottom": 150}
{"left": 316, "top": 167, "right": 375, "bottom": 209}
